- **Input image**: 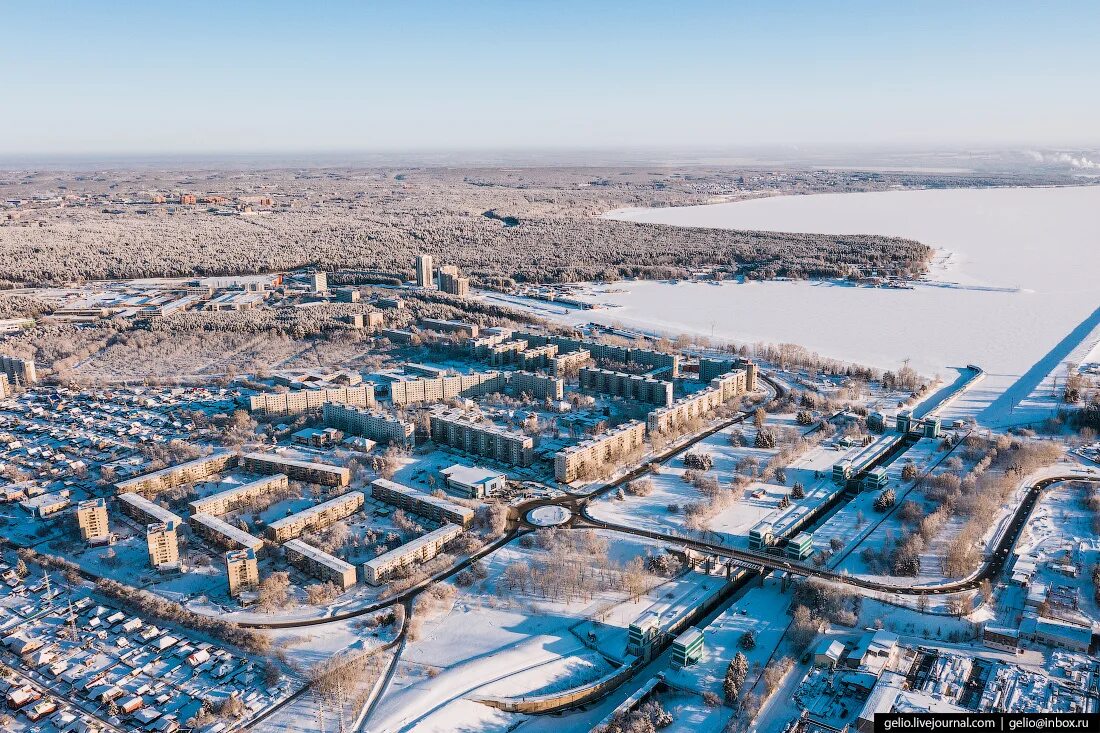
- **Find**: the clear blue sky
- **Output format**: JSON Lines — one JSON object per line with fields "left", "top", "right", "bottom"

{"left": 2, "top": 0, "right": 1097, "bottom": 155}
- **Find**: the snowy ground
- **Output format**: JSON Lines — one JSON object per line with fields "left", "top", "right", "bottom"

{"left": 565, "top": 186, "right": 1100, "bottom": 430}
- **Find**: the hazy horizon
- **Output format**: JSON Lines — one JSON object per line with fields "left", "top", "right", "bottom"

{"left": 3, "top": 1, "right": 1099, "bottom": 158}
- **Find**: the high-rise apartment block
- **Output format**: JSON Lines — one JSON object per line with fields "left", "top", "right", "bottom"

{"left": 146, "top": 521, "right": 181, "bottom": 570}
{"left": 550, "top": 349, "right": 592, "bottom": 377}
{"left": 322, "top": 403, "right": 415, "bottom": 446}
{"left": 438, "top": 265, "right": 470, "bottom": 297}
{"left": 225, "top": 548, "right": 259, "bottom": 597}
{"left": 76, "top": 498, "right": 110, "bottom": 543}
{"left": 428, "top": 409, "right": 534, "bottom": 467}
{"left": 0, "top": 374, "right": 8, "bottom": 400}
{"left": 0, "top": 355, "right": 37, "bottom": 386}
{"left": 310, "top": 272, "right": 328, "bottom": 293}
{"left": 553, "top": 420, "right": 647, "bottom": 483}
{"left": 517, "top": 344, "right": 558, "bottom": 370}
{"left": 646, "top": 370, "right": 749, "bottom": 435}
{"left": 415, "top": 254, "right": 434, "bottom": 288}
{"left": 579, "top": 367, "right": 674, "bottom": 407}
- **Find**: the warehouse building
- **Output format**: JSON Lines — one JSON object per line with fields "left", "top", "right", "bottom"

{"left": 553, "top": 420, "right": 647, "bottom": 483}
{"left": 265, "top": 491, "right": 365, "bottom": 542}
{"left": 369, "top": 478, "right": 475, "bottom": 527}
{"left": 284, "top": 538, "right": 358, "bottom": 590}
{"left": 363, "top": 523, "right": 464, "bottom": 585}
{"left": 243, "top": 452, "right": 350, "bottom": 487}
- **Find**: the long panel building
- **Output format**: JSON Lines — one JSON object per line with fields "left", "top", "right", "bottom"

{"left": 550, "top": 349, "right": 591, "bottom": 377}
{"left": 388, "top": 370, "right": 506, "bottom": 406}
{"left": 579, "top": 367, "right": 674, "bottom": 407}
{"left": 243, "top": 452, "right": 350, "bottom": 487}
{"left": 699, "top": 357, "right": 758, "bottom": 391}
{"left": 187, "top": 474, "right": 289, "bottom": 516}
{"left": 428, "top": 409, "right": 534, "bottom": 467}
{"left": 283, "top": 538, "right": 357, "bottom": 590}
{"left": 553, "top": 420, "right": 647, "bottom": 483}
{"left": 646, "top": 370, "right": 750, "bottom": 435}
{"left": 515, "top": 332, "right": 680, "bottom": 377}
{"left": 247, "top": 385, "right": 375, "bottom": 417}
{"left": 369, "top": 478, "right": 475, "bottom": 527}
{"left": 190, "top": 513, "right": 265, "bottom": 553}
{"left": 115, "top": 451, "right": 237, "bottom": 495}
{"left": 509, "top": 371, "right": 565, "bottom": 400}
{"left": 118, "top": 492, "right": 184, "bottom": 527}
{"left": 265, "top": 491, "right": 365, "bottom": 542}
{"left": 322, "top": 402, "right": 415, "bottom": 446}
{"left": 363, "top": 523, "right": 464, "bottom": 585}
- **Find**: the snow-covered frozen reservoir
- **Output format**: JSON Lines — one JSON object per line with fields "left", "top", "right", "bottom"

{"left": 585, "top": 186, "right": 1100, "bottom": 427}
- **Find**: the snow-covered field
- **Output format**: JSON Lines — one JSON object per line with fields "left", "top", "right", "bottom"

{"left": 570, "top": 186, "right": 1100, "bottom": 429}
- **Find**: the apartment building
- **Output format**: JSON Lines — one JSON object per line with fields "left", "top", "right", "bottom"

{"left": 190, "top": 513, "right": 265, "bottom": 554}
{"left": 388, "top": 370, "right": 506, "bottom": 406}
{"left": 517, "top": 343, "right": 558, "bottom": 370}
{"left": 699, "top": 357, "right": 758, "bottom": 391}
{"left": 118, "top": 492, "right": 183, "bottom": 527}
{"left": 514, "top": 332, "right": 680, "bottom": 377}
{"left": 415, "top": 254, "right": 434, "bottom": 288}
{"left": 486, "top": 340, "right": 529, "bottom": 365}
{"left": 0, "top": 354, "right": 38, "bottom": 386}
{"left": 579, "top": 367, "right": 674, "bottom": 407}
{"left": 428, "top": 409, "right": 534, "bottom": 467}
{"left": 246, "top": 384, "right": 375, "bottom": 417}
{"left": 509, "top": 370, "right": 565, "bottom": 400}
{"left": 265, "top": 491, "right": 365, "bottom": 542}
{"left": 420, "top": 318, "right": 479, "bottom": 338}
{"left": 115, "top": 451, "right": 237, "bottom": 495}
{"left": 226, "top": 548, "right": 259, "bottom": 597}
{"left": 342, "top": 310, "right": 384, "bottom": 331}
{"left": 550, "top": 349, "right": 592, "bottom": 377}
{"left": 310, "top": 272, "right": 328, "bottom": 293}
{"left": 438, "top": 265, "right": 470, "bottom": 297}
{"left": 76, "top": 498, "right": 110, "bottom": 543}
{"left": 0, "top": 374, "right": 9, "bottom": 399}
{"left": 187, "top": 474, "right": 289, "bottom": 516}
{"left": 469, "top": 330, "right": 513, "bottom": 356}
{"left": 283, "top": 538, "right": 357, "bottom": 590}
{"left": 242, "top": 452, "right": 350, "bottom": 487}
{"left": 553, "top": 420, "right": 647, "bottom": 483}
{"left": 322, "top": 402, "right": 415, "bottom": 446}
{"left": 646, "top": 370, "right": 749, "bottom": 435}
{"left": 363, "top": 523, "right": 464, "bottom": 585}
{"left": 146, "top": 521, "right": 180, "bottom": 570}
{"left": 369, "top": 478, "right": 475, "bottom": 527}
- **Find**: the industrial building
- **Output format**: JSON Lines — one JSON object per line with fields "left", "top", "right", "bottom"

{"left": 670, "top": 627, "right": 704, "bottom": 669}
{"left": 146, "top": 521, "right": 181, "bottom": 570}
{"left": 579, "top": 367, "right": 674, "bottom": 407}
{"left": 190, "top": 513, "right": 265, "bottom": 554}
{"left": 187, "top": 474, "right": 289, "bottom": 516}
{"left": 369, "top": 478, "right": 475, "bottom": 527}
{"left": 429, "top": 409, "right": 534, "bottom": 467}
{"left": 363, "top": 523, "right": 464, "bottom": 585}
{"left": 115, "top": 451, "right": 237, "bottom": 495}
{"left": 387, "top": 370, "right": 506, "bottom": 406}
{"left": 283, "top": 538, "right": 357, "bottom": 590}
{"left": 76, "top": 498, "right": 110, "bottom": 543}
{"left": 553, "top": 420, "right": 647, "bottom": 483}
{"left": 322, "top": 402, "right": 415, "bottom": 445}
{"left": 509, "top": 370, "right": 565, "bottom": 400}
{"left": 118, "top": 492, "right": 183, "bottom": 527}
{"left": 645, "top": 370, "right": 748, "bottom": 435}
{"left": 786, "top": 532, "right": 814, "bottom": 560}
{"left": 242, "top": 451, "right": 350, "bottom": 487}
{"left": 246, "top": 384, "right": 375, "bottom": 417}
{"left": 265, "top": 491, "right": 365, "bottom": 542}
{"left": 626, "top": 611, "right": 662, "bottom": 657}
{"left": 225, "top": 548, "right": 259, "bottom": 597}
